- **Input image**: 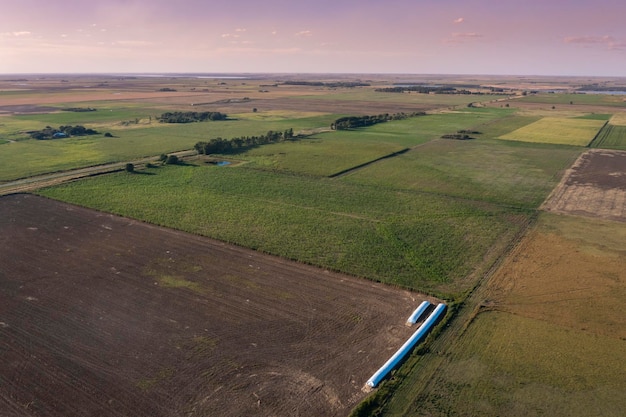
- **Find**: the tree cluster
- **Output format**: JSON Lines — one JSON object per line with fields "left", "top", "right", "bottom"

{"left": 194, "top": 129, "right": 294, "bottom": 155}
{"left": 157, "top": 111, "right": 227, "bottom": 123}
{"left": 441, "top": 130, "right": 481, "bottom": 140}
{"left": 61, "top": 107, "right": 97, "bottom": 112}
{"left": 331, "top": 112, "right": 425, "bottom": 130}
{"left": 29, "top": 125, "right": 99, "bottom": 140}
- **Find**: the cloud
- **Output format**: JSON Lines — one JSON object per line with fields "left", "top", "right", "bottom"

{"left": 454, "top": 17, "right": 464, "bottom": 24}
{"left": 564, "top": 35, "right": 626, "bottom": 50}
{"left": 443, "top": 32, "right": 483, "bottom": 44}
{"left": 235, "top": 28, "right": 247, "bottom": 32}
{"left": 3, "top": 31, "right": 32, "bottom": 37}
{"left": 216, "top": 46, "right": 301, "bottom": 55}
{"left": 295, "top": 30, "right": 312, "bottom": 37}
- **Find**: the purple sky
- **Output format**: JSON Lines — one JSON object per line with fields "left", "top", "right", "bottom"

{"left": 1, "top": 0, "right": 625, "bottom": 76}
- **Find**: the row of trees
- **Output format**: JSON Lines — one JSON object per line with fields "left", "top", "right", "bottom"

{"left": 61, "top": 107, "right": 97, "bottom": 112}
{"left": 281, "top": 81, "right": 370, "bottom": 88}
{"left": 375, "top": 86, "right": 485, "bottom": 95}
{"left": 331, "top": 112, "right": 425, "bottom": 130}
{"left": 194, "top": 128, "right": 294, "bottom": 155}
{"left": 29, "top": 125, "right": 99, "bottom": 140}
{"left": 157, "top": 111, "right": 227, "bottom": 123}
{"left": 375, "top": 86, "right": 457, "bottom": 94}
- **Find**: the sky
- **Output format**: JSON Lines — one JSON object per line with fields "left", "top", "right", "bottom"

{"left": 1, "top": 0, "right": 626, "bottom": 76}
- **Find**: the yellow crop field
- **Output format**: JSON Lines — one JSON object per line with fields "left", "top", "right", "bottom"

{"left": 609, "top": 113, "right": 626, "bottom": 126}
{"left": 499, "top": 117, "right": 606, "bottom": 146}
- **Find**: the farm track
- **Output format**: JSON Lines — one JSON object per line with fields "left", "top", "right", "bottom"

{"left": 0, "top": 150, "right": 197, "bottom": 196}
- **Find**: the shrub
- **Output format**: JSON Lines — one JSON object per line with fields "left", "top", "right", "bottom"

{"left": 165, "top": 155, "right": 179, "bottom": 165}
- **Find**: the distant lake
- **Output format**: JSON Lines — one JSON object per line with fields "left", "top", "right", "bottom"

{"left": 578, "top": 90, "right": 626, "bottom": 95}
{"left": 135, "top": 74, "right": 249, "bottom": 79}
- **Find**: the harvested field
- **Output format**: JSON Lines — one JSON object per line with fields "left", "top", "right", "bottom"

{"left": 0, "top": 194, "right": 428, "bottom": 417}
{"left": 542, "top": 149, "right": 626, "bottom": 222}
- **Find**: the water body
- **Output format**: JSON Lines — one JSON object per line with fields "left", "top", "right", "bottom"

{"left": 578, "top": 90, "right": 626, "bottom": 95}
{"left": 135, "top": 74, "right": 249, "bottom": 79}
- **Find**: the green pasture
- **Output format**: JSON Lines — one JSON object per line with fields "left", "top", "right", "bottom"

{"left": 241, "top": 134, "right": 407, "bottom": 177}
{"left": 0, "top": 113, "right": 335, "bottom": 181}
{"left": 591, "top": 123, "right": 626, "bottom": 149}
{"left": 498, "top": 117, "right": 606, "bottom": 146}
{"left": 342, "top": 138, "right": 582, "bottom": 208}
{"left": 575, "top": 113, "right": 612, "bottom": 120}
{"left": 38, "top": 164, "right": 527, "bottom": 296}
{"left": 241, "top": 108, "right": 514, "bottom": 176}
{"left": 517, "top": 92, "right": 626, "bottom": 107}
{"left": 293, "top": 90, "right": 506, "bottom": 107}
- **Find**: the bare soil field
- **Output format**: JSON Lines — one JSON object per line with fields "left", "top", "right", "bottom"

{"left": 542, "top": 149, "right": 626, "bottom": 222}
{"left": 0, "top": 194, "right": 428, "bottom": 417}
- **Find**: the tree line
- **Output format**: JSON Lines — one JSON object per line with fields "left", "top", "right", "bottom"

{"left": 281, "top": 81, "right": 370, "bottom": 88}
{"left": 29, "top": 125, "right": 99, "bottom": 140}
{"left": 375, "top": 86, "right": 486, "bottom": 95}
{"left": 331, "top": 112, "right": 425, "bottom": 130}
{"left": 158, "top": 111, "right": 227, "bottom": 123}
{"left": 194, "top": 128, "right": 295, "bottom": 155}
{"left": 61, "top": 107, "right": 97, "bottom": 112}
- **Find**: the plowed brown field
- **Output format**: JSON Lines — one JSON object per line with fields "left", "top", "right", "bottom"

{"left": 542, "top": 149, "right": 626, "bottom": 222}
{"left": 0, "top": 194, "right": 430, "bottom": 417}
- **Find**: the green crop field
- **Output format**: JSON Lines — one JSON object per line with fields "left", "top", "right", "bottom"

{"left": 343, "top": 138, "right": 581, "bottom": 208}
{"left": 498, "top": 117, "right": 606, "bottom": 146}
{"left": 295, "top": 90, "right": 506, "bottom": 107}
{"left": 241, "top": 133, "right": 407, "bottom": 176}
{"left": 591, "top": 123, "right": 626, "bottom": 149}
{"left": 517, "top": 92, "right": 626, "bottom": 107}
{"left": 38, "top": 164, "right": 528, "bottom": 296}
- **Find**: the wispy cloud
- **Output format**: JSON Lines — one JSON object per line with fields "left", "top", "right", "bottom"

{"left": 564, "top": 35, "right": 626, "bottom": 50}
{"left": 443, "top": 32, "right": 483, "bottom": 44}
{"left": 295, "top": 30, "right": 312, "bottom": 37}
{"left": 2, "top": 31, "right": 32, "bottom": 37}
{"left": 217, "top": 46, "right": 301, "bottom": 55}
{"left": 453, "top": 17, "right": 464, "bottom": 24}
